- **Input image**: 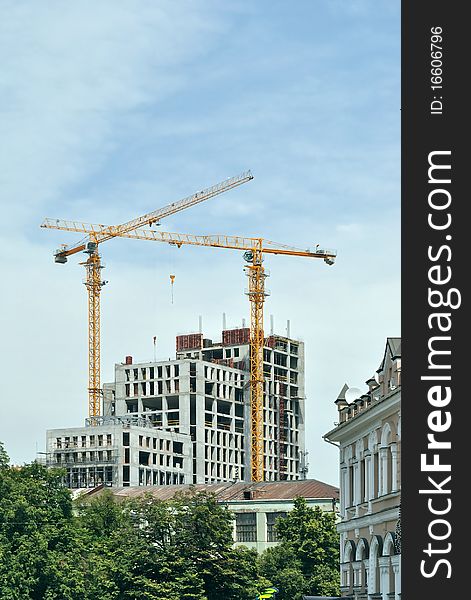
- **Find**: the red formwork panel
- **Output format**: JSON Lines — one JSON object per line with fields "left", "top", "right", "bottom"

{"left": 222, "top": 327, "right": 250, "bottom": 346}
{"left": 176, "top": 333, "right": 203, "bottom": 352}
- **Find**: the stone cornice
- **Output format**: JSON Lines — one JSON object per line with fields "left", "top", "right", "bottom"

{"left": 337, "top": 504, "right": 400, "bottom": 533}
{"left": 324, "top": 388, "right": 400, "bottom": 444}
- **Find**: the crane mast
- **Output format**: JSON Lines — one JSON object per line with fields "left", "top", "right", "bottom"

{"left": 80, "top": 241, "right": 106, "bottom": 417}
{"left": 245, "top": 243, "right": 267, "bottom": 482}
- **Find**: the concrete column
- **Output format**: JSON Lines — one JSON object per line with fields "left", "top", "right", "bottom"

{"left": 363, "top": 559, "right": 370, "bottom": 596}
{"left": 391, "top": 555, "right": 401, "bottom": 600}
{"left": 195, "top": 381, "right": 206, "bottom": 484}
{"left": 378, "top": 557, "right": 390, "bottom": 600}
{"left": 368, "top": 451, "right": 375, "bottom": 513}
{"left": 364, "top": 453, "right": 372, "bottom": 503}
{"left": 340, "top": 563, "right": 350, "bottom": 595}
{"left": 352, "top": 560, "right": 362, "bottom": 589}
{"left": 368, "top": 551, "right": 378, "bottom": 597}
{"left": 256, "top": 511, "right": 266, "bottom": 553}
{"left": 346, "top": 464, "right": 353, "bottom": 509}
{"left": 179, "top": 393, "right": 190, "bottom": 433}
{"left": 371, "top": 452, "right": 377, "bottom": 499}
{"left": 130, "top": 431, "right": 139, "bottom": 486}
{"left": 390, "top": 443, "right": 399, "bottom": 492}
{"left": 232, "top": 517, "right": 237, "bottom": 545}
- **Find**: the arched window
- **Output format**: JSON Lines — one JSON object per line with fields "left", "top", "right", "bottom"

{"left": 355, "top": 538, "right": 369, "bottom": 591}
{"left": 383, "top": 532, "right": 397, "bottom": 557}
{"left": 355, "top": 440, "right": 365, "bottom": 505}
{"left": 380, "top": 422, "right": 393, "bottom": 495}
{"left": 344, "top": 445, "right": 353, "bottom": 508}
{"left": 368, "top": 430, "right": 379, "bottom": 499}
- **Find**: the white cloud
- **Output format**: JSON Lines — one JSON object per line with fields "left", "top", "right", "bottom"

{"left": 335, "top": 222, "right": 363, "bottom": 236}
{"left": 0, "top": 0, "right": 224, "bottom": 225}
{"left": 0, "top": 0, "right": 228, "bottom": 460}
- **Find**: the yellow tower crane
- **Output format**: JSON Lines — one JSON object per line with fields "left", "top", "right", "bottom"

{"left": 41, "top": 221, "right": 336, "bottom": 482}
{"left": 41, "top": 171, "right": 253, "bottom": 419}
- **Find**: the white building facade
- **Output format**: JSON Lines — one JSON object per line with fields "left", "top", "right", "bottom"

{"left": 324, "top": 338, "right": 401, "bottom": 600}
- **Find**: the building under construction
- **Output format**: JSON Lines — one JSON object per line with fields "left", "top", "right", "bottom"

{"left": 46, "top": 326, "right": 306, "bottom": 488}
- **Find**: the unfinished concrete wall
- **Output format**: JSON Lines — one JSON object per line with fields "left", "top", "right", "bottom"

{"left": 105, "top": 329, "right": 306, "bottom": 484}
{"left": 46, "top": 419, "right": 192, "bottom": 489}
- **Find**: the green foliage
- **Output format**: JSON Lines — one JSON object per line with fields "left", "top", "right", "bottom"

{"left": 0, "top": 447, "right": 267, "bottom": 598}
{"left": 259, "top": 497, "right": 340, "bottom": 600}
{"left": 0, "top": 441, "right": 9, "bottom": 468}
{"left": 0, "top": 443, "right": 339, "bottom": 600}
{"left": 0, "top": 460, "right": 82, "bottom": 599}
{"left": 118, "top": 490, "right": 262, "bottom": 600}
{"left": 268, "top": 568, "right": 306, "bottom": 600}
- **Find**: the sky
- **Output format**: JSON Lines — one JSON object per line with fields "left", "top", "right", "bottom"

{"left": 0, "top": 0, "right": 400, "bottom": 485}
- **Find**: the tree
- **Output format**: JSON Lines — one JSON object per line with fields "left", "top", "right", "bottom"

{"left": 259, "top": 497, "right": 340, "bottom": 600}
{"left": 75, "top": 487, "right": 268, "bottom": 599}
{"left": 0, "top": 458, "right": 88, "bottom": 599}
{"left": 0, "top": 450, "right": 125, "bottom": 599}
{"left": 0, "top": 443, "right": 269, "bottom": 599}
{"left": 0, "top": 441, "right": 9, "bottom": 467}
{"left": 121, "top": 490, "right": 265, "bottom": 600}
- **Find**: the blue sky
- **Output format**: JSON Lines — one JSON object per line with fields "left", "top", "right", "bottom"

{"left": 0, "top": 0, "right": 400, "bottom": 484}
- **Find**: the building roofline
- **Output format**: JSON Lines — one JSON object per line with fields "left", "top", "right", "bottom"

{"left": 82, "top": 478, "right": 339, "bottom": 502}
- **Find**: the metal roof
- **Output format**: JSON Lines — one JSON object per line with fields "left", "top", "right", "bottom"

{"left": 335, "top": 383, "right": 349, "bottom": 403}
{"left": 377, "top": 337, "right": 401, "bottom": 371}
{"left": 87, "top": 478, "right": 339, "bottom": 502}
{"left": 388, "top": 337, "right": 401, "bottom": 359}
